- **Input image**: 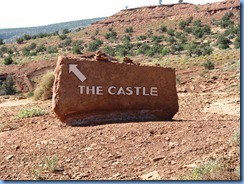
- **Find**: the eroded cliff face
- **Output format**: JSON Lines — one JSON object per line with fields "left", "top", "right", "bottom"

{"left": 52, "top": 56, "right": 178, "bottom": 126}
{"left": 87, "top": 0, "right": 239, "bottom": 35}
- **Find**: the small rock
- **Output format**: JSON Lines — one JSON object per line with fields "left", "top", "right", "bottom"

{"left": 140, "top": 170, "right": 161, "bottom": 180}
{"left": 152, "top": 157, "right": 164, "bottom": 162}
{"left": 165, "top": 137, "right": 170, "bottom": 141}
{"left": 5, "top": 155, "right": 14, "bottom": 160}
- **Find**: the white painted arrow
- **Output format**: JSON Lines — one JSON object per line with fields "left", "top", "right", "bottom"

{"left": 69, "top": 64, "right": 86, "bottom": 82}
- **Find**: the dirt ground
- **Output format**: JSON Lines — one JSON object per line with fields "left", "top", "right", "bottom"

{"left": 0, "top": 60, "right": 240, "bottom": 180}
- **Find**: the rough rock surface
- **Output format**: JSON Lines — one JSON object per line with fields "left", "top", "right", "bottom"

{"left": 52, "top": 56, "right": 178, "bottom": 125}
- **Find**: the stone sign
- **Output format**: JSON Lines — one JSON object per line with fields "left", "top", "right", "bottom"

{"left": 52, "top": 56, "right": 178, "bottom": 126}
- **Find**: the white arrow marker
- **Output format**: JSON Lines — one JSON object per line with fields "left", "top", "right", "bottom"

{"left": 69, "top": 64, "right": 86, "bottom": 82}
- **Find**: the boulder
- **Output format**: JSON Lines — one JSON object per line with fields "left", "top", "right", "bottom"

{"left": 52, "top": 55, "right": 178, "bottom": 126}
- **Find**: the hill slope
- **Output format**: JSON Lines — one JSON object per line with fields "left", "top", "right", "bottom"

{"left": 0, "top": 17, "right": 106, "bottom": 43}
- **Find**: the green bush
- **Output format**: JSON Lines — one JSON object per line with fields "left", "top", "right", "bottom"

{"left": 167, "top": 28, "right": 175, "bottom": 36}
{"left": 0, "top": 76, "right": 16, "bottom": 95}
{"left": 33, "top": 71, "right": 55, "bottom": 100}
{"left": 0, "top": 39, "right": 4, "bottom": 45}
{"left": 16, "top": 37, "right": 24, "bottom": 44}
{"left": 136, "top": 35, "right": 147, "bottom": 41}
{"left": 87, "top": 39, "right": 103, "bottom": 52}
{"left": 36, "top": 44, "right": 47, "bottom": 53}
{"left": 125, "top": 27, "right": 133, "bottom": 33}
{"left": 234, "top": 37, "right": 240, "bottom": 49}
{"left": 62, "top": 28, "right": 70, "bottom": 34}
{"left": 216, "top": 35, "right": 230, "bottom": 49}
{"left": 72, "top": 44, "right": 82, "bottom": 54}
{"left": 59, "top": 34, "right": 67, "bottom": 40}
{"left": 105, "top": 31, "right": 117, "bottom": 41}
{"left": 159, "top": 25, "right": 167, "bottom": 33}
{"left": 203, "top": 60, "right": 215, "bottom": 70}
{"left": 15, "top": 108, "right": 46, "bottom": 119}
{"left": 64, "top": 37, "right": 72, "bottom": 46}
{"left": 47, "top": 46, "right": 58, "bottom": 54}
{"left": 28, "top": 43, "right": 37, "bottom": 50}
{"left": 4, "top": 56, "right": 13, "bottom": 65}
{"left": 24, "top": 34, "right": 31, "bottom": 40}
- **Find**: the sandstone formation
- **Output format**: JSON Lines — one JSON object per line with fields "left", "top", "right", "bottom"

{"left": 52, "top": 55, "right": 178, "bottom": 126}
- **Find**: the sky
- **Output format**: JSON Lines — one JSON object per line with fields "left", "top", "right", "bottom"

{"left": 0, "top": 0, "right": 224, "bottom": 29}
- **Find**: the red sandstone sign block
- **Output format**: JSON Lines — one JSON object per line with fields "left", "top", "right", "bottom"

{"left": 52, "top": 56, "right": 179, "bottom": 126}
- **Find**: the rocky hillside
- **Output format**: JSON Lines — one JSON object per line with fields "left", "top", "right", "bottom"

{"left": 86, "top": 0, "right": 239, "bottom": 36}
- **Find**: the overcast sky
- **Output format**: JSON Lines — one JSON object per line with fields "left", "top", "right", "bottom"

{"left": 0, "top": 0, "right": 225, "bottom": 29}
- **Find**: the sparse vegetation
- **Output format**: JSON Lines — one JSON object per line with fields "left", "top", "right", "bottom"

{"left": 45, "top": 154, "right": 59, "bottom": 173}
{"left": 33, "top": 71, "right": 55, "bottom": 100}
{"left": 4, "top": 56, "right": 14, "bottom": 65}
{"left": 15, "top": 108, "right": 46, "bottom": 119}
{"left": 203, "top": 60, "right": 215, "bottom": 70}
{"left": 0, "top": 76, "right": 16, "bottom": 95}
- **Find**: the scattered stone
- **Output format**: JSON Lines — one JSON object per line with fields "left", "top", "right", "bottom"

{"left": 140, "top": 170, "right": 161, "bottom": 180}
{"left": 152, "top": 156, "right": 164, "bottom": 162}
{"left": 5, "top": 155, "right": 14, "bottom": 160}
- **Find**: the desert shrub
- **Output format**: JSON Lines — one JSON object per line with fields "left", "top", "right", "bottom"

{"left": 28, "top": 43, "right": 37, "bottom": 50}
{"left": 103, "top": 46, "right": 115, "bottom": 56}
{"left": 0, "top": 46, "right": 8, "bottom": 54}
{"left": 186, "top": 16, "right": 193, "bottom": 25}
{"left": 0, "top": 39, "right": 4, "bottom": 45}
{"left": 59, "top": 34, "right": 67, "bottom": 40}
{"left": 203, "top": 60, "right": 215, "bottom": 70}
{"left": 47, "top": 46, "right": 58, "bottom": 54}
{"left": 4, "top": 56, "right": 13, "bottom": 65}
{"left": 176, "top": 32, "right": 187, "bottom": 44}
{"left": 16, "top": 37, "right": 24, "bottom": 44}
{"left": 22, "top": 47, "right": 30, "bottom": 56}
{"left": 45, "top": 154, "right": 59, "bottom": 172}
{"left": 147, "top": 29, "right": 153, "bottom": 38}
{"left": 180, "top": 160, "right": 239, "bottom": 180}
{"left": 105, "top": 31, "right": 117, "bottom": 41}
{"left": 24, "top": 34, "right": 31, "bottom": 40}
{"left": 167, "top": 36, "right": 176, "bottom": 44}
{"left": 187, "top": 43, "right": 213, "bottom": 57}
{"left": 167, "top": 28, "right": 175, "bottom": 36}
{"left": 33, "top": 71, "right": 55, "bottom": 100}
{"left": 216, "top": 35, "right": 230, "bottom": 49}
{"left": 152, "top": 35, "right": 163, "bottom": 44}
{"left": 15, "top": 108, "right": 46, "bottom": 119}
{"left": 229, "top": 129, "right": 240, "bottom": 146}
{"left": 218, "top": 12, "right": 234, "bottom": 29}
{"left": 193, "top": 19, "right": 202, "bottom": 27}
{"left": 36, "top": 44, "right": 47, "bottom": 53}
{"left": 137, "top": 43, "right": 150, "bottom": 55}
{"left": 159, "top": 25, "right": 167, "bottom": 33}
{"left": 72, "top": 44, "right": 82, "bottom": 54}
{"left": 62, "top": 28, "right": 70, "bottom": 34}
{"left": 192, "top": 26, "right": 205, "bottom": 38}
{"left": 162, "top": 47, "right": 168, "bottom": 56}
{"left": 234, "top": 37, "right": 240, "bottom": 49}
{"left": 122, "top": 35, "right": 131, "bottom": 43}
{"left": 179, "top": 20, "right": 187, "bottom": 30}
{"left": 64, "top": 37, "right": 72, "bottom": 46}
{"left": 136, "top": 35, "right": 147, "bottom": 41}
{"left": 0, "top": 76, "right": 16, "bottom": 95}
{"left": 115, "top": 44, "right": 132, "bottom": 56}
{"left": 125, "top": 27, "right": 133, "bottom": 33}
{"left": 169, "top": 44, "right": 184, "bottom": 54}
{"left": 87, "top": 39, "right": 103, "bottom": 52}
